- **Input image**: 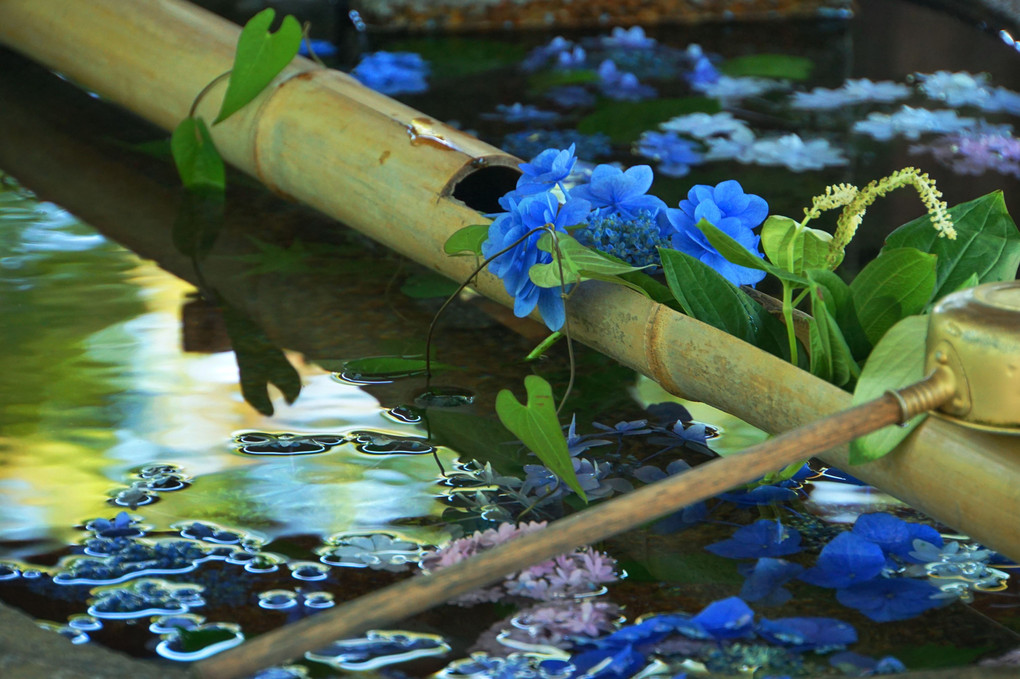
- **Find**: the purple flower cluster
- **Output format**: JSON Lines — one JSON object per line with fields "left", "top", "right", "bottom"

{"left": 420, "top": 521, "right": 618, "bottom": 605}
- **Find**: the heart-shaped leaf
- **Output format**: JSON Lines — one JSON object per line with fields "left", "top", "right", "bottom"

{"left": 171, "top": 117, "right": 225, "bottom": 191}
{"left": 761, "top": 215, "right": 840, "bottom": 275}
{"left": 850, "top": 247, "right": 936, "bottom": 346}
{"left": 444, "top": 223, "right": 490, "bottom": 255}
{"left": 695, "top": 219, "right": 809, "bottom": 287}
{"left": 214, "top": 9, "right": 302, "bottom": 124}
{"left": 496, "top": 375, "right": 586, "bottom": 501}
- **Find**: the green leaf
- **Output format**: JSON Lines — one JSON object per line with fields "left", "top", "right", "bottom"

{"left": 884, "top": 191, "right": 1020, "bottom": 303}
{"left": 172, "top": 187, "right": 225, "bottom": 258}
{"left": 171, "top": 117, "right": 225, "bottom": 191}
{"left": 527, "top": 68, "right": 600, "bottom": 93}
{"left": 720, "top": 54, "right": 813, "bottom": 80}
{"left": 530, "top": 234, "right": 648, "bottom": 288}
{"left": 618, "top": 270, "right": 676, "bottom": 307}
{"left": 495, "top": 375, "right": 586, "bottom": 501}
{"left": 577, "top": 97, "right": 720, "bottom": 144}
{"left": 761, "top": 215, "right": 839, "bottom": 275}
{"left": 806, "top": 268, "right": 871, "bottom": 361}
{"left": 392, "top": 37, "right": 527, "bottom": 79}
{"left": 444, "top": 223, "right": 490, "bottom": 255}
{"left": 661, "top": 247, "right": 755, "bottom": 344}
{"left": 849, "top": 247, "right": 936, "bottom": 346}
{"left": 214, "top": 8, "right": 302, "bottom": 124}
{"left": 341, "top": 356, "right": 457, "bottom": 380}
{"left": 400, "top": 271, "right": 460, "bottom": 299}
{"left": 806, "top": 273, "right": 858, "bottom": 387}
{"left": 848, "top": 315, "right": 928, "bottom": 464}
{"left": 695, "top": 219, "right": 809, "bottom": 287}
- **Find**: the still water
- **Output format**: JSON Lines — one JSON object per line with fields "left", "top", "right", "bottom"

{"left": 1, "top": 0, "right": 1020, "bottom": 675}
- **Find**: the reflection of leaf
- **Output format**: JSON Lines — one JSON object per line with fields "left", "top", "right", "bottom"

{"left": 171, "top": 117, "right": 225, "bottom": 191}
{"left": 400, "top": 271, "right": 460, "bottom": 299}
{"left": 848, "top": 315, "right": 928, "bottom": 465}
{"left": 215, "top": 8, "right": 302, "bottom": 124}
{"left": 891, "top": 643, "right": 993, "bottom": 670}
{"left": 884, "top": 191, "right": 1020, "bottom": 304}
{"left": 720, "top": 54, "right": 813, "bottom": 80}
{"left": 425, "top": 410, "right": 523, "bottom": 478}
{"left": 172, "top": 187, "right": 225, "bottom": 259}
{"left": 222, "top": 306, "right": 301, "bottom": 415}
{"left": 577, "top": 97, "right": 720, "bottom": 143}
{"left": 175, "top": 626, "right": 238, "bottom": 653}
{"left": 341, "top": 356, "right": 457, "bottom": 378}
{"left": 496, "top": 376, "right": 585, "bottom": 500}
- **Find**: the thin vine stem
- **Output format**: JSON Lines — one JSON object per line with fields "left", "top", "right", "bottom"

{"left": 187, "top": 71, "right": 232, "bottom": 119}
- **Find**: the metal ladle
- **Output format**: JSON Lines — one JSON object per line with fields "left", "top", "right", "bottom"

{"left": 192, "top": 281, "right": 1020, "bottom": 679}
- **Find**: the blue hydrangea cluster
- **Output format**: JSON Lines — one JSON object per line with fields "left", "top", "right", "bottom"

{"left": 573, "top": 210, "right": 670, "bottom": 268}
{"left": 350, "top": 52, "right": 429, "bottom": 95}
{"left": 501, "top": 129, "right": 612, "bottom": 160}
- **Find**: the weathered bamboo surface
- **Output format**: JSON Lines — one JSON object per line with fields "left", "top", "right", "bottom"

{"left": 0, "top": 0, "right": 1017, "bottom": 568}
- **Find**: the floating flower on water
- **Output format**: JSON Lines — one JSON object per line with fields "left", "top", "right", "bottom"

{"left": 660, "top": 111, "right": 753, "bottom": 140}
{"left": 851, "top": 512, "right": 942, "bottom": 562}
{"left": 799, "top": 532, "right": 886, "bottom": 589}
{"left": 234, "top": 432, "right": 345, "bottom": 455}
{"left": 556, "top": 46, "right": 588, "bottom": 69}
{"left": 692, "top": 596, "right": 756, "bottom": 639}
{"left": 502, "top": 129, "right": 612, "bottom": 161}
{"left": 756, "top": 616, "right": 857, "bottom": 653}
{"left": 830, "top": 650, "right": 907, "bottom": 675}
{"left": 790, "top": 78, "right": 911, "bottom": 109}
{"left": 289, "top": 561, "right": 330, "bottom": 581}
{"left": 852, "top": 105, "right": 983, "bottom": 140}
{"left": 421, "top": 521, "right": 618, "bottom": 605}
{"left": 86, "top": 511, "right": 143, "bottom": 539}
{"left": 298, "top": 39, "right": 337, "bottom": 58}
{"left": 570, "top": 164, "right": 666, "bottom": 220}
{"left": 600, "top": 26, "right": 657, "bottom": 50}
{"left": 910, "top": 131, "right": 1020, "bottom": 178}
{"left": 149, "top": 613, "right": 204, "bottom": 634}
{"left": 259, "top": 589, "right": 299, "bottom": 610}
{"left": 633, "top": 130, "right": 703, "bottom": 177}
{"left": 658, "top": 179, "right": 768, "bottom": 286}
{"left": 481, "top": 103, "right": 561, "bottom": 125}
{"left": 521, "top": 36, "right": 576, "bottom": 71}
{"left": 481, "top": 191, "right": 592, "bottom": 331}
{"left": 544, "top": 84, "right": 597, "bottom": 108}
{"left": 693, "top": 75, "right": 788, "bottom": 102}
{"left": 836, "top": 577, "right": 945, "bottom": 622}
{"left": 915, "top": 70, "right": 994, "bottom": 108}
{"left": 88, "top": 578, "right": 203, "bottom": 619}
{"left": 739, "top": 557, "right": 805, "bottom": 606}
{"left": 685, "top": 44, "right": 721, "bottom": 88}
{"left": 350, "top": 430, "right": 435, "bottom": 455}
{"left": 737, "top": 134, "right": 849, "bottom": 171}
{"left": 707, "top": 520, "right": 803, "bottom": 560}
{"left": 508, "top": 600, "right": 622, "bottom": 648}
{"left": 320, "top": 533, "right": 423, "bottom": 571}
{"left": 57, "top": 538, "right": 211, "bottom": 585}
{"left": 351, "top": 52, "right": 429, "bottom": 95}
{"left": 597, "top": 60, "right": 657, "bottom": 100}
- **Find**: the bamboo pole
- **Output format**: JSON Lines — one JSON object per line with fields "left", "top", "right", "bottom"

{"left": 0, "top": 0, "right": 1017, "bottom": 566}
{"left": 193, "top": 372, "right": 957, "bottom": 679}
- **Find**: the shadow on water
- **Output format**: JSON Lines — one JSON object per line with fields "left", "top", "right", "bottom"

{"left": 1, "top": 0, "right": 1020, "bottom": 674}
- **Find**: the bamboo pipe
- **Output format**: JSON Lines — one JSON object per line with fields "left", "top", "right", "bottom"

{"left": 0, "top": 0, "right": 1017, "bottom": 562}
{"left": 194, "top": 371, "right": 957, "bottom": 679}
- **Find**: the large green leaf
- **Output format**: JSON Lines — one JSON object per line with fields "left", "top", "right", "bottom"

{"left": 720, "top": 54, "right": 814, "bottom": 80}
{"left": 695, "top": 219, "right": 809, "bottom": 287}
{"left": 884, "top": 191, "right": 1020, "bottom": 303}
{"left": 848, "top": 315, "right": 928, "bottom": 464}
{"left": 806, "top": 268, "right": 871, "bottom": 361}
{"left": 214, "top": 9, "right": 302, "bottom": 124}
{"left": 496, "top": 376, "right": 586, "bottom": 500}
{"left": 171, "top": 117, "right": 225, "bottom": 191}
{"left": 530, "top": 234, "right": 648, "bottom": 287}
{"left": 849, "top": 247, "right": 936, "bottom": 346}
{"left": 577, "top": 97, "right": 720, "bottom": 144}
{"left": 444, "top": 223, "right": 490, "bottom": 255}
{"left": 659, "top": 247, "right": 789, "bottom": 360}
{"left": 805, "top": 273, "right": 858, "bottom": 387}
{"left": 761, "top": 215, "right": 839, "bottom": 275}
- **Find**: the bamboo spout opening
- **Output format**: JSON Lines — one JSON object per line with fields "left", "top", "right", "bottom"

{"left": 445, "top": 162, "right": 521, "bottom": 213}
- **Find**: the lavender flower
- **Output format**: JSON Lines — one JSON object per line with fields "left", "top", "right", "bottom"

{"left": 634, "top": 130, "right": 704, "bottom": 177}
{"left": 790, "top": 78, "right": 910, "bottom": 109}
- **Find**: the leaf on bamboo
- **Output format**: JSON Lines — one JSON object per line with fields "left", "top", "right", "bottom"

{"left": 444, "top": 223, "right": 490, "bottom": 255}
{"left": 170, "top": 117, "right": 226, "bottom": 191}
{"left": 848, "top": 315, "right": 928, "bottom": 465}
{"left": 214, "top": 8, "right": 302, "bottom": 124}
{"left": 761, "top": 215, "right": 841, "bottom": 275}
{"left": 496, "top": 375, "right": 586, "bottom": 501}
{"left": 529, "top": 233, "right": 648, "bottom": 288}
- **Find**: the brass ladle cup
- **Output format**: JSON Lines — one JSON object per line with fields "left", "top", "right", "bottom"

{"left": 193, "top": 281, "right": 1020, "bottom": 679}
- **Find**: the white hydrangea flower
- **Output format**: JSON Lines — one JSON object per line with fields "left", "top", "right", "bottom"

{"left": 853, "top": 106, "right": 979, "bottom": 140}
{"left": 660, "top": 111, "right": 753, "bottom": 139}
{"left": 915, "top": 70, "right": 993, "bottom": 108}
{"left": 740, "top": 134, "right": 849, "bottom": 171}
{"left": 791, "top": 78, "right": 911, "bottom": 110}
{"left": 692, "top": 75, "right": 788, "bottom": 102}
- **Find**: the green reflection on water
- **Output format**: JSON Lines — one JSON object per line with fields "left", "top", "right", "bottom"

{"left": 0, "top": 176, "right": 454, "bottom": 557}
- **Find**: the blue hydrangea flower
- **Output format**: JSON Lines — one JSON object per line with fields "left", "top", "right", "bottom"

{"left": 738, "top": 557, "right": 805, "bottom": 606}
{"left": 573, "top": 210, "right": 670, "bottom": 268}
{"left": 634, "top": 131, "right": 703, "bottom": 178}
{"left": 544, "top": 85, "right": 597, "bottom": 108}
{"left": 481, "top": 103, "right": 560, "bottom": 125}
{"left": 298, "top": 39, "right": 338, "bottom": 58}
{"left": 502, "top": 130, "right": 612, "bottom": 161}
{"left": 836, "top": 577, "right": 944, "bottom": 622}
{"left": 756, "top": 616, "right": 857, "bottom": 653}
{"left": 515, "top": 145, "right": 577, "bottom": 197}
{"left": 851, "top": 512, "right": 943, "bottom": 563}
{"left": 481, "top": 192, "right": 591, "bottom": 330}
{"left": 690, "top": 596, "right": 755, "bottom": 640}
{"left": 351, "top": 52, "right": 429, "bottom": 95}
{"left": 706, "top": 519, "right": 802, "bottom": 559}
{"left": 598, "top": 60, "right": 657, "bottom": 100}
{"left": 830, "top": 651, "right": 907, "bottom": 675}
{"left": 570, "top": 164, "right": 667, "bottom": 220}
{"left": 658, "top": 179, "right": 768, "bottom": 286}
{"left": 599, "top": 26, "right": 657, "bottom": 50}
{"left": 521, "top": 36, "right": 575, "bottom": 71}
{"left": 684, "top": 45, "right": 720, "bottom": 87}
{"left": 799, "top": 532, "right": 885, "bottom": 589}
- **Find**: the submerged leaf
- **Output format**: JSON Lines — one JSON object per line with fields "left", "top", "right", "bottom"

{"left": 171, "top": 117, "right": 225, "bottom": 191}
